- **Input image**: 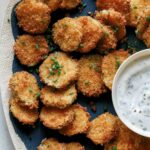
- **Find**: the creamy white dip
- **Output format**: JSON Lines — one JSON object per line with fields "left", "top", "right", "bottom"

{"left": 113, "top": 50, "right": 150, "bottom": 136}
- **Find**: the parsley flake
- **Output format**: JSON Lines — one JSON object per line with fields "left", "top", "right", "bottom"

{"left": 146, "top": 16, "right": 150, "bottom": 22}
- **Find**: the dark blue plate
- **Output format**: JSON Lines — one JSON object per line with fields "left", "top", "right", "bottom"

{"left": 11, "top": 0, "right": 147, "bottom": 149}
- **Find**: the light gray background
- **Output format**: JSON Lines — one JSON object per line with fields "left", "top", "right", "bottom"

{"left": 0, "top": 0, "right": 15, "bottom": 149}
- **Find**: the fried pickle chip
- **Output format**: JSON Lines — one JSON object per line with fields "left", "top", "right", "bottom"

{"left": 9, "top": 71, "right": 40, "bottom": 109}
{"left": 40, "top": 106, "right": 74, "bottom": 129}
{"left": 16, "top": 0, "right": 51, "bottom": 34}
{"left": 102, "top": 50, "right": 129, "bottom": 90}
{"left": 52, "top": 17, "right": 83, "bottom": 52}
{"left": 66, "top": 142, "right": 85, "bottom": 150}
{"left": 60, "top": 0, "right": 81, "bottom": 10}
{"left": 94, "top": 9, "right": 126, "bottom": 40}
{"left": 76, "top": 16, "right": 104, "bottom": 53}
{"left": 96, "top": 0, "right": 130, "bottom": 23}
{"left": 59, "top": 104, "right": 90, "bottom": 136}
{"left": 14, "top": 35, "right": 49, "bottom": 67}
{"left": 129, "top": 0, "right": 150, "bottom": 27}
{"left": 87, "top": 113, "right": 118, "bottom": 145}
{"left": 77, "top": 55, "right": 107, "bottom": 97}
{"left": 96, "top": 25, "right": 117, "bottom": 53}
{"left": 37, "top": 138, "right": 66, "bottom": 150}
{"left": 10, "top": 98, "right": 38, "bottom": 125}
{"left": 104, "top": 119, "right": 142, "bottom": 150}
{"left": 39, "top": 52, "right": 78, "bottom": 89}
{"left": 41, "top": 84, "right": 77, "bottom": 108}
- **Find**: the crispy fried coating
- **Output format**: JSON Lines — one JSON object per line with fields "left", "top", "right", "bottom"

{"left": 104, "top": 119, "right": 142, "bottom": 150}
{"left": 138, "top": 137, "right": 150, "bottom": 150}
{"left": 37, "top": 138, "right": 66, "bottom": 150}
{"left": 40, "top": 106, "right": 74, "bottom": 129}
{"left": 41, "top": 84, "right": 77, "bottom": 109}
{"left": 39, "top": 52, "right": 78, "bottom": 89}
{"left": 14, "top": 35, "right": 49, "bottom": 67}
{"left": 87, "top": 113, "right": 118, "bottom": 145}
{"left": 96, "top": 25, "right": 117, "bottom": 52}
{"left": 96, "top": 0, "right": 130, "bottom": 23}
{"left": 59, "top": 104, "right": 90, "bottom": 136}
{"left": 77, "top": 55, "right": 107, "bottom": 97}
{"left": 94, "top": 9, "right": 126, "bottom": 40}
{"left": 129, "top": 0, "right": 150, "bottom": 27}
{"left": 9, "top": 71, "right": 40, "bottom": 109}
{"left": 52, "top": 17, "right": 83, "bottom": 52}
{"left": 16, "top": 0, "right": 51, "bottom": 34}
{"left": 66, "top": 142, "right": 85, "bottom": 150}
{"left": 102, "top": 50, "right": 129, "bottom": 90}
{"left": 76, "top": 16, "right": 104, "bottom": 53}
{"left": 9, "top": 98, "right": 38, "bottom": 125}
{"left": 136, "top": 7, "right": 150, "bottom": 47}
{"left": 60, "top": 0, "right": 81, "bottom": 10}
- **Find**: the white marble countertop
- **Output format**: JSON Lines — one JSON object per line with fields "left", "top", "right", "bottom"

{"left": 0, "top": 0, "right": 15, "bottom": 149}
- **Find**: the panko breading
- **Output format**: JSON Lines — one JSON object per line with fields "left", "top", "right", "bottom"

{"left": 14, "top": 35, "right": 49, "bottom": 67}
{"left": 40, "top": 84, "right": 77, "bottom": 109}
{"left": 87, "top": 113, "right": 118, "bottom": 145}
{"left": 37, "top": 138, "right": 66, "bottom": 150}
{"left": 77, "top": 55, "right": 107, "bottom": 97}
{"left": 9, "top": 71, "right": 40, "bottom": 109}
{"left": 66, "top": 142, "right": 85, "bottom": 150}
{"left": 102, "top": 50, "right": 129, "bottom": 90}
{"left": 60, "top": 0, "right": 81, "bottom": 10}
{"left": 52, "top": 17, "right": 83, "bottom": 52}
{"left": 39, "top": 52, "right": 78, "bottom": 89}
{"left": 96, "top": 25, "right": 117, "bottom": 53}
{"left": 16, "top": 0, "right": 51, "bottom": 34}
{"left": 104, "top": 119, "right": 142, "bottom": 150}
{"left": 76, "top": 16, "right": 104, "bottom": 53}
{"left": 94, "top": 9, "right": 126, "bottom": 40}
{"left": 138, "top": 137, "right": 150, "bottom": 150}
{"left": 59, "top": 104, "right": 90, "bottom": 136}
{"left": 136, "top": 7, "right": 150, "bottom": 47}
{"left": 40, "top": 106, "right": 74, "bottom": 129}
{"left": 96, "top": 0, "right": 130, "bottom": 23}
{"left": 129, "top": 0, "right": 150, "bottom": 27}
{"left": 9, "top": 98, "right": 38, "bottom": 125}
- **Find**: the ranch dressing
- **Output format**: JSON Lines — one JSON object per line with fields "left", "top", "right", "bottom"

{"left": 116, "top": 54, "right": 150, "bottom": 133}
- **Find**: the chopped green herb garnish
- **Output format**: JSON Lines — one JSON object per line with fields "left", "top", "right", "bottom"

{"left": 43, "top": 55, "right": 48, "bottom": 59}
{"left": 53, "top": 79, "right": 58, "bottom": 83}
{"left": 146, "top": 16, "right": 150, "bottom": 22}
{"left": 115, "top": 58, "right": 121, "bottom": 69}
{"left": 35, "top": 44, "right": 40, "bottom": 50}
{"left": 79, "top": 43, "right": 84, "bottom": 48}
{"left": 69, "top": 92, "right": 74, "bottom": 95}
{"left": 89, "top": 63, "right": 100, "bottom": 72}
{"left": 28, "top": 87, "right": 33, "bottom": 93}
{"left": 35, "top": 68, "right": 39, "bottom": 73}
{"left": 48, "top": 57, "right": 63, "bottom": 76}
{"left": 112, "top": 145, "right": 117, "bottom": 150}
{"left": 82, "top": 2, "right": 87, "bottom": 8}
{"left": 84, "top": 81, "right": 90, "bottom": 86}
{"left": 113, "top": 26, "right": 119, "bottom": 33}
{"left": 35, "top": 92, "right": 41, "bottom": 97}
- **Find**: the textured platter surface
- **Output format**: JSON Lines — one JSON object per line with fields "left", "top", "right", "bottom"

{"left": 2, "top": 0, "right": 147, "bottom": 149}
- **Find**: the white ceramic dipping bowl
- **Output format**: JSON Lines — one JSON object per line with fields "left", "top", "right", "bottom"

{"left": 112, "top": 49, "right": 150, "bottom": 137}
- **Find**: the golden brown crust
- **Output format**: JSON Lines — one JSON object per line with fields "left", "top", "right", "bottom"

{"left": 40, "top": 84, "right": 77, "bottom": 109}
{"left": 142, "top": 26, "right": 150, "bottom": 48}
{"left": 94, "top": 9, "right": 126, "bottom": 40}
{"left": 39, "top": 52, "right": 79, "bottom": 89}
{"left": 37, "top": 138, "right": 66, "bottom": 150}
{"left": 9, "top": 97, "right": 39, "bottom": 125}
{"left": 14, "top": 35, "right": 49, "bottom": 67}
{"left": 60, "top": 0, "right": 81, "bottom": 10}
{"left": 9, "top": 71, "right": 40, "bottom": 109}
{"left": 52, "top": 17, "right": 83, "bottom": 52}
{"left": 96, "top": 25, "right": 117, "bottom": 53}
{"left": 87, "top": 113, "right": 118, "bottom": 145}
{"left": 77, "top": 55, "right": 107, "bottom": 97}
{"left": 96, "top": 0, "right": 130, "bottom": 23}
{"left": 59, "top": 104, "right": 90, "bottom": 136}
{"left": 76, "top": 16, "right": 104, "bottom": 53}
{"left": 65, "top": 142, "right": 85, "bottom": 150}
{"left": 129, "top": 0, "right": 150, "bottom": 27}
{"left": 16, "top": 0, "right": 51, "bottom": 34}
{"left": 40, "top": 106, "right": 75, "bottom": 130}
{"left": 102, "top": 50, "right": 129, "bottom": 90}
{"left": 104, "top": 119, "right": 142, "bottom": 150}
